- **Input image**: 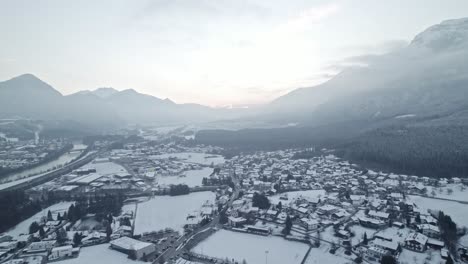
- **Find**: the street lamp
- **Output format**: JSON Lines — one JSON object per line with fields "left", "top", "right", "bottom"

{"left": 265, "top": 250, "right": 269, "bottom": 264}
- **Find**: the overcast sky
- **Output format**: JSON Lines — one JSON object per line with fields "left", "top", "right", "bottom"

{"left": 1, "top": 0, "right": 467, "bottom": 106}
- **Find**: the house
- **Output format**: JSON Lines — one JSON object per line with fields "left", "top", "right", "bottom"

{"left": 420, "top": 215, "right": 438, "bottom": 225}
{"left": 368, "top": 210, "right": 389, "bottom": 221}
{"left": 317, "top": 205, "right": 338, "bottom": 215}
{"left": 427, "top": 238, "right": 444, "bottom": 249}
{"left": 0, "top": 241, "right": 17, "bottom": 252}
{"left": 366, "top": 246, "right": 389, "bottom": 261}
{"left": 115, "top": 225, "right": 132, "bottom": 237}
{"left": 293, "top": 207, "right": 309, "bottom": 217}
{"left": 266, "top": 209, "right": 278, "bottom": 218}
{"left": 232, "top": 200, "right": 244, "bottom": 210}
{"left": 245, "top": 225, "right": 270, "bottom": 235}
{"left": 26, "top": 240, "right": 56, "bottom": 253}
{"left": 110, "top": 236, "right": 156, "bottom": 260}
{"left": 358, "top": 217, "right": 386, "bottom": 229}
{"left": 81, "top": 232, "right": 106, "bottom": 246}
{"left": 372, "top": 239, "right": 400, "bottom": 254}
{"left": 418, "top": 224, "right": 440, "bottom": 238}
{"left": 300, "top": 218, "right": 319, "bottom": 230}
{"left": 228, "top": 216, "right": 247, "bottom": 227}
{"left": 48, "top": 245, "right": 77, "bottom": 261}
{"left": 405, "top": 232, "right": 428, "bottom": 252}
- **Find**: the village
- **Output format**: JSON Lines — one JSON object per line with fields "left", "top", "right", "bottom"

{"left": 1, "top": 133, "right": 468, "bottom": 264}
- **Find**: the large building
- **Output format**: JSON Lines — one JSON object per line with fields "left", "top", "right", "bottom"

{"left": 405, "top": 232, "right": 428, "bottom": 252}
{"left": 110, "top": 236, "right": 156, "bottom": 260}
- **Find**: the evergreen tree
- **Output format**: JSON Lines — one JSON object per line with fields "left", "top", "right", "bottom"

{"left": 106, "top": 224, "right": 113, "bottom": 241}
{"left": 39, "top": 226, "right": 45, "bottom": 238}
{"left": 381, "top": 255, "right": 396, "bottom": 264}
{"left": 363, "top": 232, "right": 368, "bottom": 245}
{"left": 56, "top": 228, "right": 68, "bottom": 244}
{"left": 29, "top": 221, "right": 40, "bottom": 234}
{"left": 68, "top": 204, "right": 75, "bottom": 222}
{"left": 47, "top": 210, "right": 53, "bottom": 221}
{"left": 446, "top": 255, "right": 454, "bottom": 264}
{"left": 415, "top": 214, "right": 421, "bottom": 223}
{"left": 73, "top": 232, "right": 82, "bottom": 246}
{"left": 282, "top": 215, "right": 292, "bottom": 235}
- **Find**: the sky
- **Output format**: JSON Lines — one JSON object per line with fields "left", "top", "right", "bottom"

{"left": 0, "top": 0, "right": 467, "bottom": 107}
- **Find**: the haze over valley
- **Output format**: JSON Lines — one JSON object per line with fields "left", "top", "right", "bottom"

{"left": 1, "top": 2, "right": 468, "bottom": 264}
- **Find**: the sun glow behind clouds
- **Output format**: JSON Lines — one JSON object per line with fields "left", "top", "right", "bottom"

{"left": 139, "top": 2, "right": 343, "bottom": 106}
{"left": 1, "top": 0, "right": 468, "bottom": 106}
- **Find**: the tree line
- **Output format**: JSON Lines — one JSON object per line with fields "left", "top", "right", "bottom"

{"left": 336, "top": 125, "right": 468, "bottom": 178}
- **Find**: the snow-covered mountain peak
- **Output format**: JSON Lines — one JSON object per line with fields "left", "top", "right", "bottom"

{"left": 411, "top": 17, "right": 468, "bottom": 51}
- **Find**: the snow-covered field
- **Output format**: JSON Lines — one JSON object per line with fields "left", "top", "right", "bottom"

{"left": 304, "top": 245, "right": 352, "bottom": 264}
{"left": 133, "top": 192, "right": 216, "bottom": 234}
{"left": 349, "top": 225, "right": 377, "bottom": 246}
{"left": 425, "top": 184, "right": 468, "bottom": 202}
{"left": 81, "top": 161, "right": 127, "bottom": 176}
{"left": 153, "top": 152, "right": 224, "bottom": 166}
{"left": 269, "top": 190, "right": 326, "bottom": 205}
{"left": 408, "top": 195, "right": 468, "bottom": 227}
{"left": 398, "top": 249, "right": 442, "bottom": 264}
{"left": 157, "top": 167, "right": 212, "bottom": 187}
{"left": 192, "top": 230, "right": 309, "bottom": 264}
{"left": 459, "top": 234, "right": 468, "bottom": 247}
{"left": 55, "top": 243, "right": 135, "bottom": 264}
{"left": 6, "top": 202, "right": 74, "bottom": 238}
{"left": 373, "top": 227, "right": 411, "bottom": 244}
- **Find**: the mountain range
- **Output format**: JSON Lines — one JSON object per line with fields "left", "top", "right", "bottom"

{"left": 195, "top": 17, "right": 468, "bottom": 178}
{"left": 1, "top": 18, "right": 468, "bottom": 139}
{"left": 0, "top": 74, "right": 242, "bottom": 131}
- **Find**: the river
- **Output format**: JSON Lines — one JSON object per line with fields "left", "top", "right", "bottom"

{"left": 0, "top": 143, "right": 87, "bottom": 183}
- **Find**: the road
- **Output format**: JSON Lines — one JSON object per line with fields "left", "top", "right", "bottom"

{"left": 153, "top": 172, "right": 240, "bottom": 263}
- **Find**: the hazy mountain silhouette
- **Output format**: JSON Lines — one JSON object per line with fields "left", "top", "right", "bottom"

{"left": 196, "top": 18, "right": 468, "bottom": 178}
{"left": 1, "top": 18, "right": 467, "bottom": 135}
{"left": 265, "top": 17, "right": 468, "bottom": 127}
{"left": 0, "top": 74, "right": 236, "bottom": 129}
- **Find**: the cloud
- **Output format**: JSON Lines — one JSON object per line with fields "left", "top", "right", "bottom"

{"left": 341, "top": 39, "right": 408, "bottom": 55}
{"left": 278, "top": 3, "right": 341, "bottom": 33}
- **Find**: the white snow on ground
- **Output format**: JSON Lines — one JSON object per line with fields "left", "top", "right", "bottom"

{"left": 373, "top": 227, "right": 411, "bottom": 244}
{"left": 269, "top": 190, "right": 326, "bottom": 205}
{"left": 425, "top": 184, "right": 468, "bottom": 202}
{"left": 153, "top": 152, "right": 224, "bottom": 166}
{"left": 6, "top": 202, "right": 74, "bottom": 239}
{"left": 55, "top": 243, "right": 138, "bottom": 264}
{"left": 395, "top": 114, "right": 416, "bottom": 119}
{"left": 408, "top": 195, "right": 468, "bottom": 227}
{"left": 349, "top": 225, "right": 378, "bottom": 246}
{"left": 157, "top": 168, "right": 212, "bottom": 187}
{"left": 304, "top": 245, "right": 352, "bottom": 264}
{"left": 192, "top": 230, "right": 309, "bottom": 264}
{"left": 398, "top": 249, "right": 443, "bottom": 264}
{"left": 459, "top": 234, "right": 468, "bottom": 247}
{"left": 133, "top": 192, "right": 216, "bottom": 234}
{"left": 81, "top": 161, "right": 127, "bottom": 176}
